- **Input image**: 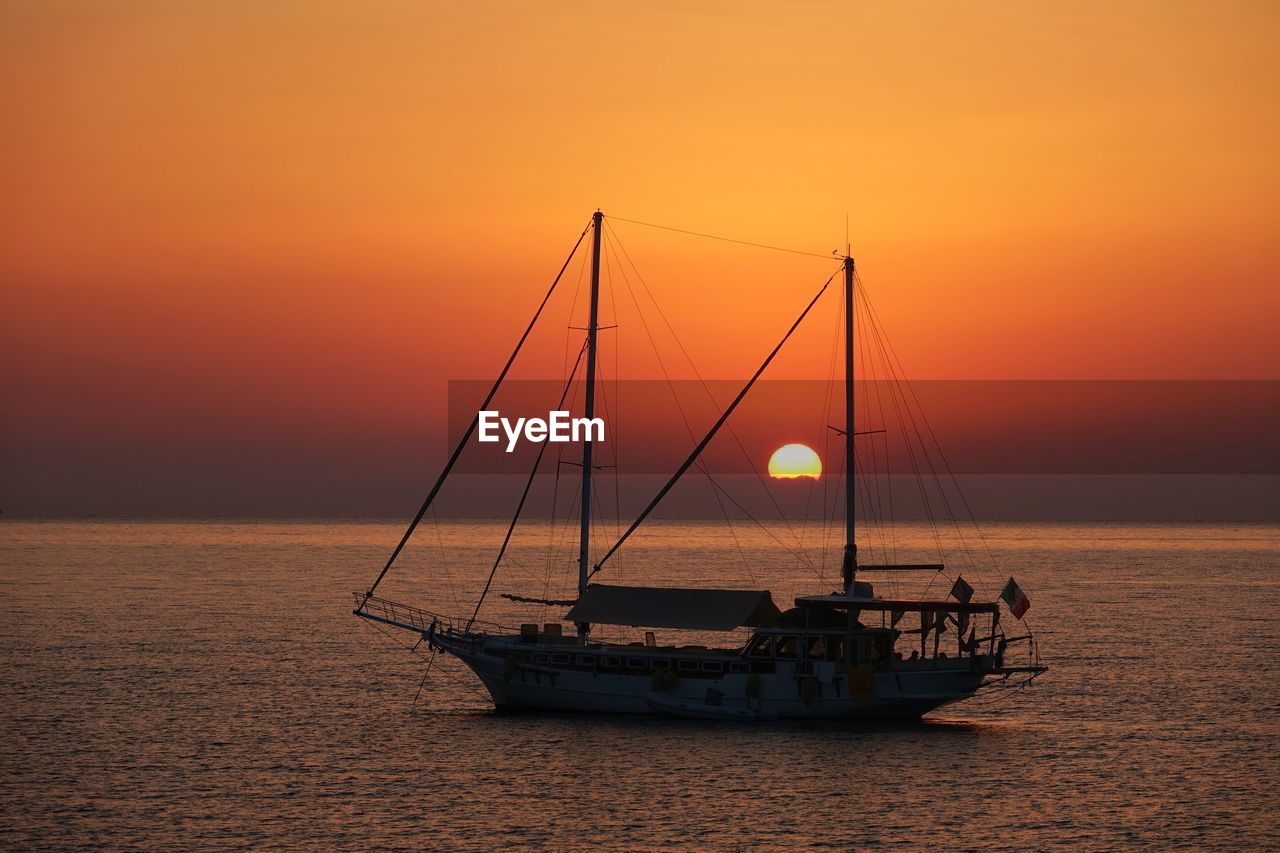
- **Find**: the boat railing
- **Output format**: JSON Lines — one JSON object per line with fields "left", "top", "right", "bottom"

{"left": 352, "top": 592, "right": 511, "bottom": 637}
{"left": 352, "top": 593, "right": 443, "bottom": 632}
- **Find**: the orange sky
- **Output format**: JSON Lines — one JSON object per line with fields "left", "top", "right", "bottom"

{"left": 2, "top": 1, "right": 1278, "bottom": 514}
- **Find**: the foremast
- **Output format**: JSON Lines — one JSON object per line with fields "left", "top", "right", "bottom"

{"left": 576, "top": 210, "right": 604, "bottom": 640}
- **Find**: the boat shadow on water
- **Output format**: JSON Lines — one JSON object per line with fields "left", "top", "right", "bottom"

{"left": 434, "top": 705, "right": 1002, "bottom": 738}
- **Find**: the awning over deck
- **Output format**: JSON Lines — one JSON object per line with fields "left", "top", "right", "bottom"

{"left": 566, "top": 584, "right": 782, "bottom": 631}
{"left": 795, "top": 594, "right": 1000, "bottom": 615}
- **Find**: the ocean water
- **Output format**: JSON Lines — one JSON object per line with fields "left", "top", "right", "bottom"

{"left": 1, "top": 519, "right": 1277, "bottom": 849}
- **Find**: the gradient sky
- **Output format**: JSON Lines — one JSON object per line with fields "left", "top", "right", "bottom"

{"left": 2, "top": 1, "right": 1278, "bottom": 515}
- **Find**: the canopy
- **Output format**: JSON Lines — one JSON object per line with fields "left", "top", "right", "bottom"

{"left": 566, "top": 584, "right": 781, "bottom": 631}
{"left": 795, "top": 594, "right": 999, "bottom": 615}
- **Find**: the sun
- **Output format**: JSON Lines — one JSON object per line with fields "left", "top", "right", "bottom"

{"left": 767, "top": 443, "right": 822, "bottom": 479}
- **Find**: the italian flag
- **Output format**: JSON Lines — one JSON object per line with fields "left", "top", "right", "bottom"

{"left": 1001, "top": 577, "right": 1031, "bottom": 619}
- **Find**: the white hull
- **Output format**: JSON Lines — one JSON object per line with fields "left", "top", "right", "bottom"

{"left": 438, "top": 635, "right": 986, "bottom": 720}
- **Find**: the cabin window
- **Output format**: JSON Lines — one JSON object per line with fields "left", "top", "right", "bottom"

{"left": 853, "top": 636, "right": 891, "bottom": 664}
{"left": 728, "top": 662, "right": 750, "bottom": 674}
{"left": 575, "top": 654, "right": 596, "bottom": 666}
{"left": 551, "top": 653, "right": 570, "bottom": 664}
{"left": 802, "top": 635, "right": 848, "bottom": 661}
{"left": 775, "top": 635, "right": 799, "bottom": 659}
{"left": 746, "top": 635, "right": 773, "bottom": 659}
{"left": 701, "top": 661, "right": 724, "bottom": 673}
{"left": 677, "top": 659, "right": 699, "bottom": 672}
{"left": 650, "top": 657, "right": 672, "bottom": 669}
{"left": 601, "top": 656, "right": 621, "bottom": 668}
{"left": 531, "top": 652, "right": 550, "bottom": 664}
{"left": 626, "top": 657, "right": 647, "bottom": 670}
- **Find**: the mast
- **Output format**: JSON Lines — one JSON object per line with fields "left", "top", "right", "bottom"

{"left": 842, "top": 253, "right": 857, "bottom": 595}
{"left": 577, "top": 210, "right": 603, "bottom": 639}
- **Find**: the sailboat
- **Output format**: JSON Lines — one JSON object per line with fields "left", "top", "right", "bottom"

{"left": 354, "top": 211, "right": 1046, "bottom": 720}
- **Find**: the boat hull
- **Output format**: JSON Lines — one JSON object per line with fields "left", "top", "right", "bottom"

{"left": 437, "top": 637, "right": 985, "bottom": 721}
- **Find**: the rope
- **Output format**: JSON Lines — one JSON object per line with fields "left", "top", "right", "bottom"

{"left": 604, "top": 219, "right": 816, "bottom": 572}
{"left": 592, "top": 267, "right": 840, "bottom": 575}
{"left": 363, "top": 218, "right": 592, "bottom": 600}
{"left": 356, "top": 614, "right": 490, "bottom": 704}
{"left": 602, "top": 228, "right": 758, "bottom": 586}
{"left": 607, "top": 214, "right": 836, "bottom": 260}
{"left": 466, "top": 338, "right": 588, "bottom": 630}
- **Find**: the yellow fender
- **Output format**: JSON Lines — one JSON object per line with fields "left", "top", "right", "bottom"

{"left": 847, "top": 665, "right": 876, "bottom": 700}
{"left": 651, "top": 669, "right": 679, "bottom": 691}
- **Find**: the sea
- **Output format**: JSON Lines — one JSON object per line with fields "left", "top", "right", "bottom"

{"left": 1, "top": 519, "right": 1277, "bottom": 849}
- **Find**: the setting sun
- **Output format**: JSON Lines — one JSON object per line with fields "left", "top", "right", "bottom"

{"left": 767, "top": 443, "right": 822, "bottom": 479}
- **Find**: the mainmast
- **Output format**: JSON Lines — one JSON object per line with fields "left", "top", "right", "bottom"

{"left": 842, "top": 253, "right": 857, "bottom": 595}
{"left": 576, "top": 210, "right": 604, "bottom": 639}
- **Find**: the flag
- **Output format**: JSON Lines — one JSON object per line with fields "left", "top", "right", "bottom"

{"left": 1001, "top": 577, "right": 1031, "bottom": 619}
{"left": 949, "top": 575, "right": 974, "bottom": 604}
